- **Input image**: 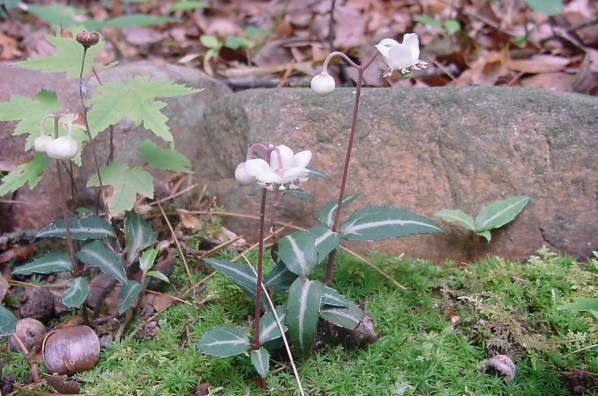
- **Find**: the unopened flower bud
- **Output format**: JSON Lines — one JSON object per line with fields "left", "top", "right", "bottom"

{"left": 34, "top": 135, "right": 53, "bottom": 152}
{"left": 76, "top": 31, "right": 100, "bottom": 48}
{"left": 235, "top": 162, "right": 256, "bottom": 184}
{"left": 45, "top": 136, "right": 78, "bottom": 160}
{"left": 310, "top": 72, "right": 335, "bottom": 96}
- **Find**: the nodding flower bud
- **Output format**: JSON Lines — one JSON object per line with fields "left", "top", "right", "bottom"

{"left": 34, "top": 135, "right": 53, "bottom": 153}
{"left": 310, "top": 72, "right": 335, "bottom": 96}
{"left": 45, "top": 136, "right": 78, "bottom": 160}
{"left": 76, "top": 31, "right": 100, "bottom": 48}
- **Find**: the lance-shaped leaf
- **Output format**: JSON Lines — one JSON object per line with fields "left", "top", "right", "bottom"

{"left": 286, "top": 278, "right": 324, "bottom": 354}
{"left": 76, "top": 241, "right": 128, "bottom": 284}
{"left": 197, "top": 326, "right": 249, "bottom": 358}
{"left": 0, "top": 305, "right": 17, "bottom": 336}
{"left": 259, "top": 305, "right": 287, "bottom": 343}
{"left": 139, "top": 248, "right": 159, "bottom": 274}
{"left": 264, "top": 262, "right": 297, "bottom": 294}
{"left": 118, "top": 280, "right": 143, "bottom": 314}
{"left": 124, "top": 210, "right": 156, "bottom": 263}
{"left": 559, "top": 298, "right": 598, "bottom": 316}
{"left": 250, "top": 347, "right": 270, "bottom": 379}
{"left": 203, "top": 259, "right": 265, "bottom": 307}
{"left": 12, "top": 252, "right": 72, "bottom": 275}
{"left": 277, "top": 231, "right": 317, "bottom": 276}
{"left": 321, "top": 286, "right": 348, "bottom": 308}
{"left": 308, "top": 224, "right": 341, "bottom": 262}
{"left": 282, "top": 189, "right": 314, "bottom": 202}
{"left": 474, "top": 196, "right": 530, "bottom": 232}
{"left": 318, "top": 193, "right": 359, "bottom": 227}
{"left": 341, "top": 206, "right": 442, "bottom": 241}
{"left": 37, "top": 216, "right": 115, "bottom": 240}
{"left": 61, "top": 277, "right": 89, "bottom": 308}
{"left": 137, "top": 139, "right": 192, "bottom": 174}
{"left": 433, "top": 209, "right": 475, "bottom": 231}
{"left": 320, "top": 299, "right": 364, "bottom": 330}
{"left": 0, "top": 153, "right": 50, "bottom": 196}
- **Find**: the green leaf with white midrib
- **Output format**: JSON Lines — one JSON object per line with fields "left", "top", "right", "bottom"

{"left": 318, "top": 193, "right": 359, "bottom": 228}
{"left": 197, "top": 326, "right": 249, "bottom": 357}
{"left": 139, "top": 248, "right": 159, "bottom": 274}
{"left": 433, "top": 209, "right": 475, "bottom": 231}
{"left": 12, "top": 251, "right": 72, "bottom": 275}
{"left": 320, "top": 301, "right": 364, "bottom": 330}
{"left": 36, "top": 216, "right": 115, "bottom": 240}
{"left": 0, "top": 305, "right": 17, "bottom": 336}
{"left": 321, "top": 286, "right": 348, "bottom": 308}
{"left": 341, "top": 206, "right": 442, "bottom": 241}
{"left": 263, "top": 261, "right": 296, "bottom": 293}
{"left": 76, "top": 241, "right": 128, "bottom": 284}
{"left": 61, "top": 277, "right": 89, "bottom": 308}
{"left": 277, "top": 231, "right": 317, "bottom": 276}
{"left": 203, "top": 258, "right": 265, "bottom": 308}
{"left": 474, "top": 196, "right": 529, "bottom": 232}
{"left": 286, "top": 277, "right": 323, "bottom": 354}
{"left": 124, "top": 210, "right": 156, "bottom": 263}
{"left": 118, "top": 280, "right": 143, "bottom": 314}
{"left": 250, "top": 347, "right": 270, "bottom": 379}
{"left": 308, "top": 224, "right": 341, "bottom": 262}
{"left": 259, "top": 305, "right": 287, "bottom": 343}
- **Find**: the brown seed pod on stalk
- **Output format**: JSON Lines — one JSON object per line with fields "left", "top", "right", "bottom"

{"left": 76, "top": 31, "right": 100, "bottom": 48}
{"left": 42, "top": 325, "right": 100, "bottom": 375}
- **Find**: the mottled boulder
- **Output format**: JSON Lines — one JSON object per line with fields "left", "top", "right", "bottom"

{"left": 195, "top": 87, "right": 598, "bottom": 262}
{"left": 0, "top": 61, "right": 231, "bottom": 230}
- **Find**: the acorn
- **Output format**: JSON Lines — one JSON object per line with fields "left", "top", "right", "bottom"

{"left": 76, "top": 31, "right": 100, "bottom": 48}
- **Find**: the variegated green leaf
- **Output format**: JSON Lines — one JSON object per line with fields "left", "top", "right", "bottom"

{"left": 250, "top": 347, "right": 270, "bottom": 379}
{"left": 433, "top": 209, "right": 475, "bottom": 231}
{"left": 0, "top": 305, "right": 17, "bottom": 336}
{"left": 76, "top": 241, "right": 128, "bottom": 284}
{"left": 61, "top": 277, "right": 89, "bottom": 308}
{"left": 277, "top": 231, "right": 317, "bottom": 276}
{"left": 264, "top": 261, "right": 297, "bottom": 293}
{"left": 259, "top": 305, "right": 287, "bottom": 343}
{"left": 474, "top": 196, "right": 529, "bottom": 232}
{"left": 320, "top": 301, "right": 364, "bottom": 330}
{"left": 124, "top": 210, "right": 156, "bottom": 263}
{"left": 341, "top": 206, "right": 442, "bottom": 240}
{"left": 318, "top": 193, "right": 359, "bottom": 227}
{"left": 321, "top": 286, "right": 348, "bottom": 308}
{"left": 203, "top": 258, "right": 265, "bottom": 308}
{"left": 197, "top": 326, "right": 249, "bottom": 357}
{"left": 308, "top": 224, "right": 341, "bottom": 262}
{"left": 37, "top": 216, "right": 115, "bottom": 240}
{"left": 286, "top": 277, "right": 323, "bottom": 354}
{"left": 118, "top": 280, "right": 143, "bottom": 314}
{"left": 139, "top": 248, "right": 159, "bottom": 274}
{"left": 12, "top": 251, "right": 72, "bottom": 275}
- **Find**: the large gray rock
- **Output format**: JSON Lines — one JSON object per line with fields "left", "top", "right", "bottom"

{"left": 0, "top": 61, "right": 231, "bottom": 230}
{"left": 195, "top": 87, "right": 598, "bottom": 262}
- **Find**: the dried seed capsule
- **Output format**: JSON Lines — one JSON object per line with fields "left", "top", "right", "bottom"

{"left": 42, "top": 325, "right": 100, "bottom": 375}
{"left": 76, "top": 31, "right": 100, "bottom": 48}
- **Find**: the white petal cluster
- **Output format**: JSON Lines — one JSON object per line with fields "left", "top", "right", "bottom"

{"left": 235, "top": 145, "right": 312, "bottom": 191}
{"left": 310, "top": 72, "right": 335, "bottom": 96}
{"left": 34, "top": 114, "right": 78, "bottom": 161}
{"left": 375, "top": 34, "right": 427, "bottom": 77}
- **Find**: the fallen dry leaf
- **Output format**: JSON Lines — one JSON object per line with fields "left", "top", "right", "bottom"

{"left": 507, "top": 54, "right": 570, "bottom": 74}
{"left": 521, "top": 72, "right": 574, "bottom": 91}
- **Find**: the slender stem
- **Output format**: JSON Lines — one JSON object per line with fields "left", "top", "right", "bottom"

{"left": 253, "top": 188, "right": 268, "bottom": 347}
{"left": 78, "top": 47, "right": 106, "bottom": 216}
{"left": 323, "top": 51, "right": 361, "bottom": 70}
{"left": 10, "top": 334, "right": 41, "bottom": 383}
{"left": 324, "top": 65, "right": 365, "bottom": 285}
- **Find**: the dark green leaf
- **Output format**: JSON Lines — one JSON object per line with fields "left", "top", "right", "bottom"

{"left": 137, "top": 139, "right": 192, "bottom": 173}
{"left": 259, "top": 305, "right": 287, "bottom": 343}
{"left": 282, "top": 189, "right": 314, "bottom": 202}
{"left": 263, "top": 261, "right": 297, "bottom": 293}
{"left": 12, "top": 252, "right": 72, "bottom": 275}
{"left": 321, "top": 286, "right": 348, "bottom": 308}
{"left": 474, "top": 196, "right": 529, "bottom": 232}
{"left": 308, "top": 224, "right": 341, "bottom": 262}
{"left": 286, "top": 277, "right": 323, "bottom": 354}
{"left": 197, "top": 326, "right": 249, "bottom": 357}
{"left": 118, "top": 280, "right": 143, "bottom": 314}
{"left": 76, "top": 241, "right": 128, "bottom": 284}
{"left": 318, "top": 193, "right": 359, "bottom": 227}
{"left": 36, "top": 216, "right": 115, "bottom": 240}
{"left": 61, "top": 277, "right": 89, "bottom": 308}
{"left": 341, "top": 206, "right": 442, "bottom": 240}
{"left": 320, "top": 303, "right": 364, "bottom": 330}
{"left": 433, "top": 209, "right": 475, "bottom": 231}
{"left": 306, "top": 167, "right": 328, "bottom": 179}
{"left": 203, "top": 258, "right": 264, "bottom": 307}
{"left": 139, "top": 248, "right": 159, "bottom": 273}
{"left": 0, "top": 305, "right": 16, "bottom": 336}
{"left": 250, "top": 347, "right": 270, "bottom": 379}
{"left": 124, "top": 210, "right": 156, "bottom": 263}
{"left": 277, "top": 231, "right": 317, "bottom": 276}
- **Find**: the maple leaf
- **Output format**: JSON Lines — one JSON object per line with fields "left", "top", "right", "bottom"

{"left": 86, "top": 76, "right": 202, "bottom": 142}
{"left": 0, "top": 153, "right": 50, "bottom": 196}
{"left": 87, "top": 160, "right": 153, "bottom": 215}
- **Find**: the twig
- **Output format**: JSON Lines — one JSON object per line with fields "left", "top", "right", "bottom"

{"left": 10, "top": 334, "right": 41, "bottom": 383}
{"left": 566, "top": 15, "right": 598, "bottom": 33}
{"left": 157, "top": 200, "right": 193, "bottom": 283}
{"left": 148, "top": 184, "right": 198, "bottom": 207}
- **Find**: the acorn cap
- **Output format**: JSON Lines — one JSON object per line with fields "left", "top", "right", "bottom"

{"left": 76, "top": 31, "right": 100, "bottom": 48}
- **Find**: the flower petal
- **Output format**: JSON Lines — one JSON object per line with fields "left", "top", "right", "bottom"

{"left": 245, "top": 158, "right": 271, "bottom": 177}
{"left": 374, "top": 38, "right": 399, "bottom": 59}
{"left": 387, "top": 43, "right": 415, "bottom": 70}
{"left": 274, "top": 145, "right": 294, "bottom": 169}
{"left": 281, "top": 167, "right": 307, "bottom": 184}
{"left": 234, "top": 162, "right": 256, "bottom": 184}
{"left": 292, "top": 150, "right": 312, "bottom": 168}
{"left": 258, "top": 168, "right": 282, "bottom": 184}
{"left": 402, "top": 33, "right": 420, "bottom": 63}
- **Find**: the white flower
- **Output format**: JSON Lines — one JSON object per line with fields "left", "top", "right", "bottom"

{"left": 310, "top": 72, "right": 335, "bottom": 96}
{"left": 375, "top": 34, "right": 427, "bottom": 77}
{"left": 34, "top": 135, "right": 53, "bottom": 152}
{"left": 235, "top": 145, "right": 312, "bottom": 191}
{"left": 45, "top": 136, "right": 78, "bottom": 160}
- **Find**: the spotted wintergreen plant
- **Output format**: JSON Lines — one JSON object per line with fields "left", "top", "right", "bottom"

{"left": 433, "top": 196, "right": 530, "bottom": 242}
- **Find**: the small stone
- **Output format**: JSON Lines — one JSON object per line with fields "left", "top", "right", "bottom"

{"left": 8, "top": 318, "right": 46, "bottom": 352}
{"left": 18, "top": 288, "right": 54, "bottom": 321}
{"left": 483, "top": 354, "right": 516, "bottom": 382}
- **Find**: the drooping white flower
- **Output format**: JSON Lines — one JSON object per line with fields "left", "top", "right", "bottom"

{"left": 310, "top": 72, "right": 335, "bottom": 96}
{"left": 235, "top": 144, "right": 312, "bottom": 191}
{"left": 375, "top": 34, "right": 427, "bottom": 78}
{"left": 45, "top": 136, "right": 78, "bottom": 160}
{"left": 34, "top": 135, "right": 53, "bottom": 152}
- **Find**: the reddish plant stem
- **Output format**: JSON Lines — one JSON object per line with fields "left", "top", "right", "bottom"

{"left": 253, "top": 187, "right": 268, "bottom": 348}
